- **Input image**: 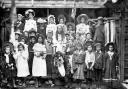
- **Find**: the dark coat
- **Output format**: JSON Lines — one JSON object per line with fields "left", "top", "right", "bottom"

{"left": 94, "top": 51, "right": 104, "bottom": 69}
{"left": 93, "top": 24, "right": 105, "bottom": 44}
{"left": 104, "top": 52, "right": 118, "bottom": 79}
{"left": 1, "top": 54, "right": 16, "bottom": 78}
{"left": 14, "top": 20, "right": 25, "bottom": 32}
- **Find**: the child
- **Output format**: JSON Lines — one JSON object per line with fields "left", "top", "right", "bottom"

{"left": 76, "top": 14, "right": 90, "bottom": 43}
{"left": 83, "top": 33, "right": 93, "bottom": 51}
{"left": 45, "top": 30, "right": 55, "bottom": 87}
{"left": 85, "top": 43, "right": 95, "bottom": 83}
{"left": 104, "top": 42, "right": 118, "bottom": 81}
{"left": 13, "top": 43, "right": 29, "bottom": 87}
{"left": 32, "top": 35, "right": 47, "bottom": 87}
{"left": 94, "top": 43, "right": 104, "bottom": 89}
{"left": 24, "top": 9, "right": 37, "bottom": 32}
{"left": 46, "top": 15, "right": 57, "bottom": 42}
{"left": 72, "top": 43, "right": 85, "bottom": 89}
{"left": 54, "top": 24, "right": 66, "bottom": 53}
{"left": 28, "top": 36, "right": 36, "bottom": 76}
{"left": 2, "top": 42, "right": 16, "bottom": 88}
{"left": 57, "top": 14, "right": 67, "bottom": 33}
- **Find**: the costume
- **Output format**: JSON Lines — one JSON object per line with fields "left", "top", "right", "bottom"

{"left": 104, "top": 51, "right": 118, "bottom": 80}
{"left": 45, "top": 38, "right": 56, "bottom": 78}
{"left": 13, "top": 49, "right": 29, "bottom": 77}
{"left": 72, "top": 50, "right": 85, "bottom": 80}
{"left": 76, "top": 14, "right": 90, "bottom": 43}
{"left": 24, "top": 9, "right": 37, "bottom": 32}
{"left": 46, "top": 15, "right": 57, "bottom": 42}
{"left": 94, "top": 50, "right": 104, "bottom": 81}
{"left": 32, "top": 43, "right": 47, "bottom": 77}
{"left": 85, "top": 51, "right": 95, "bottom": 79}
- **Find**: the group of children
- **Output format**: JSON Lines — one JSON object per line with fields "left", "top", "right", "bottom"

{"left": 0, "top": 9, "right": 119, "bottom": 89}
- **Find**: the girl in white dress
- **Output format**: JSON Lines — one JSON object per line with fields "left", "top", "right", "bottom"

{"left": 32, "top": 35, "right": 47, "bottom": 87}
{"left": 13, "top": 43, "right": 29, "bottom": 86}
{"left": 46, "top": 15, "right": 57, "bottom": 42}
{"left": 76, "top": 14, "right": 90, "bottom": 43}
{"left": 24, "top": 9, "right": 37, "bottom": 32}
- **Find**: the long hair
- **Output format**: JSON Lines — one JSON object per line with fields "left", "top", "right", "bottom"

{"left": 56, "top": 25, "right": 65, "bottom": 41}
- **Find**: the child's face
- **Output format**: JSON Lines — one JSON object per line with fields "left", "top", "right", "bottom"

{"left": 5, "top": 47, "right": 10, "bottom": 54}
{"left": 81, "top": 17, "right": 85, "bottom": 23}
{"left": 59, "top": 19, "right": 64, "bottom": 24}
{"left": 17, "top": 16, "right": 22, "bottom": 21}
{"left": 18, "top": 45, "right": 24, "bottom": 51}
{"left": 87, "top": 46, "right": 93, "bottom": 52}
{"left": 38, "top": 37, "right": 43, "bottom": 43}
{"left": 57, "top": 26, "right": 62, "bottom": 33}
{"left": 15, "top": 34, "right": 19, "bottom": 40}
{"left": 96, "top": 46, "right": 101, "bottom": 51}
{"left": 68, "top": 25, "right": 73, "bottom": 31}
{"left": 49, "top": 17, "right": 54, "bottom": 24}
{"left": 31, "top": 38, "right": 36, "bottom": 43}
{"left": 21, "top": 38, "right": 25, "bottom": 43}
{"left": 24, "top": 32, "right": 28, "bottom": 37}
{"left": 29, "top": 13, "right": 33, "bottom": 19}
{"left": 109, "top": 45, "right": 113, "bottom": 51}
{"left": 86, "top": 34, "right": 92, "bottom": 39}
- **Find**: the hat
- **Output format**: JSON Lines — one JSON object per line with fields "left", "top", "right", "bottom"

{"left": 47, "top": 15, "right": 56, "bottom": 24}
{"left": 37, "top": 18, "right": 47, "bottom": 23}
{"left": 86, "top": 41, "right": 94, "bottom": 47}
{"left": 29, "top": 28, "right": 37, "bottom": 34}
{"left": 97, "top": 16, "right": 104, "bottom": 21}
{"left": 15, "top": 30, "right": 22, "bottom": 35}
{"left": 94, "top": 43, "right": 101, "bottom": 47}
{"left": 66, "top": 22, "right": 75, "bottom": 31}
{"left": 58, "top": 14, "right": 66, "bottom": 22}
{"left": 77, "top": 14, "right": 89, "bottom": 24}
{"left": 25, "top": 9, "right": 35, "bottom": 17}
{"left": 3, "top": 42, "right": 14, "bottom": 52}
{"left": 18, "top": 14, "right": 23, "bottom": 18}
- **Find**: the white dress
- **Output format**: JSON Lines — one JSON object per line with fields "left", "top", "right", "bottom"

{"left": 24, "top": 19, "right": 37, "bottom": 32}
{"left": 32, "top": 43, "right": 47, "bottom": 77}
{"left": 76, "top": 23, "right": 90, "bottom": 42}
{"left": 13, "top": 50, "right": 29, "bottom": 77}
{"left": 46, "top": 24, "right": 57, "bottom": 41}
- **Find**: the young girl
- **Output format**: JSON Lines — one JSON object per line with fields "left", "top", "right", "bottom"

{"left": 28, "top": 36, "right": 36, "bottom": 76}
{"left": 45, "top": 30, "right": 55, "bottom": 87}
{"left": 24, "top": 9, "right": 37, "bottom": 32}
{"left": 72, "top": 43, "right": 85, "bottom": 89}
{"left": 2, "top": 42, "right": 16, "bottom": 88}
{"left": 46, "top": 15, "right": 57, "bottom": 42}
{"left": 54, "top": 24, "right": 66, "bottom": 53}
{"left": 13, "top": 43, "right": 29, "bottom": 87}
{"left": 85, "top": 43, "right": 95, "bottom": 83}
{"left": 32, "top": 35, "right": 47, "bottom": 87}
{"left": 57, "top": 14, "right": 67, "bottom": 33}
{"left": 104, "top": 42, "right": 118, "bottom": 81}
{"left": 76, "top": 14, "right": 90, "bottom": 43}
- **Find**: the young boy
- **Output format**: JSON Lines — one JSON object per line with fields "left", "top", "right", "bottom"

{"left": 94, "top": 43, "right": 104, "bottom": 89}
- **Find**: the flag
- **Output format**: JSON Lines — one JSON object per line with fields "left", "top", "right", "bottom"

{"left": 71, "top": 0, "right": 76, "bottom": 19}
{"left": 71, "top": 7, "right": 76, "bottom": 19}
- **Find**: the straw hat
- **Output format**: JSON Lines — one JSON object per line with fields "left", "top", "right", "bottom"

{"left": 47, "top": 15, "right": 56, "bottom": 24}
{"left": 37, "top": 18, "right": 47, "bottom": 23}
{"left": 58, "top": 14, "right": 66, "bottom": 22}
{"left": 77, "top": 14, "right": 89, "bottom": 24}
{"left": 25, "top": 9, "right": 35, "bottom": 17}
{"left": 3, "top": 42, "right": 14, "bottom": 52}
